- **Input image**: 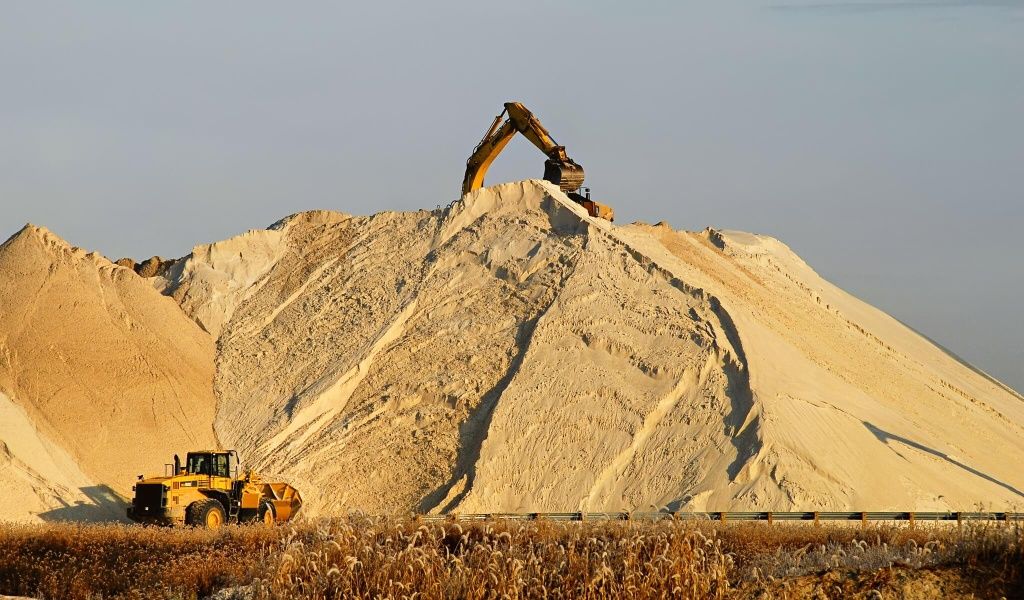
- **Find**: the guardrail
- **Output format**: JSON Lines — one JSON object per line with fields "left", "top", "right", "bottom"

{"left": 415, "top": 511, "right": 1024, "bottom": 524}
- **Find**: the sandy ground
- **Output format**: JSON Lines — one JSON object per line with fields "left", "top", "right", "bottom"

{"left": 1, "top": 180, "right": 1021, "bottom": 521}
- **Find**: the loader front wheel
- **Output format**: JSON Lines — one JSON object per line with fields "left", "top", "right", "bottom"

{"left": 259, "top": 500, "right": 276, "bottom": 526}
{"left": 186, "top": 499, "right": 225, "bottom": 530}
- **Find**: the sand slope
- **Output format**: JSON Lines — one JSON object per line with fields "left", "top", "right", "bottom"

{"left": 0, "top": 390, "right": 106, "bottom": 522}
{"left": 0, "top": 225, "right": 218, "bottom": 520}
{"left": 163, "top": 180, "right": 1023, "bottom": 514}
{"left": 618, "top": 225, "right": 1024, "bottom": 510}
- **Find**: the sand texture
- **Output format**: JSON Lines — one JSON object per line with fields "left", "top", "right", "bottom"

{"left": 1, "top": 181, "right": 1021, "bottom": 521}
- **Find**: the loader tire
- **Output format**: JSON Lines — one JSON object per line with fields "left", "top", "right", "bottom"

{"left": 186, "top": 499, "right": 226, "bottom": 530}
{"left": 258, "top": 500, "right": 276, "bottom": 526}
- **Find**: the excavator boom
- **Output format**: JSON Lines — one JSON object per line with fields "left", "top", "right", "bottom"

{"left": 462, "top": 102, "right": 611, "bottom": 220}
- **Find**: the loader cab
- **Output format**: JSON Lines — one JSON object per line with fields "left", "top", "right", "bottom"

{"left": 185, "top": 451, "right": 233, "bottom": 478}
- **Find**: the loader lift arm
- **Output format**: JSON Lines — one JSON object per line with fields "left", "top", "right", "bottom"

{"left": 462, "top": 102, "right": 613, "bottom": 221}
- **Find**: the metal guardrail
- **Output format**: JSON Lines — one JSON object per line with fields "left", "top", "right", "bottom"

{"left": 415, "top": 511, "right": 1024, "bottom": 524}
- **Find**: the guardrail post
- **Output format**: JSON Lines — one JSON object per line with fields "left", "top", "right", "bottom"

{"left": 578, "top": 511, "right": 585, "bottom": 522}
{"left": 908, "top": 512, "right": 915, "bottom": 529}
{"left": 719, "top": 511, "right": 727, "bottom": 524}
{"left": 767, "top": 511, "right": 773, "bottom": 525}
{"left": 860, "top": 512, "right": 867, "bottom": 529}
{"left": 955, "top": 512, "right": 962, "bottom": 528}
{"left": 813, "top": 511, "right": 820, "bottom": 527}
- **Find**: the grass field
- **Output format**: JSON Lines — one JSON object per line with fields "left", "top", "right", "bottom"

{"left": 0, "top": 516, "right": 1020, "bottom": 599}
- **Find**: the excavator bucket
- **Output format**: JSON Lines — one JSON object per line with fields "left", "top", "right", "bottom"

{"left": 543, "top": 158, "right": 586, "bottom": 193}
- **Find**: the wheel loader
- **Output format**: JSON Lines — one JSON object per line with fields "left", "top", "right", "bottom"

{"left": 127, "top": 450, "right": 302, "bottom": 529}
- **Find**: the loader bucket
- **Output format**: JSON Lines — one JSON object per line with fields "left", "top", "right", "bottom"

{"left": 263, "top": 482, "right": 303, "bottom": 522}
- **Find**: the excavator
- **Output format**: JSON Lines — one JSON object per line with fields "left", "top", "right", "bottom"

{"left": 462, "top": 102, "right": 614, "bottom": 221}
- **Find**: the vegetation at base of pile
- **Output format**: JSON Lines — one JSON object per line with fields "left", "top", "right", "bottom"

{"left": 0, "top": 516, "right": 1020, "bottom": 599}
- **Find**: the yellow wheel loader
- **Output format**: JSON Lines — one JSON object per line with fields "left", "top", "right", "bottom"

{"left": 463, "top": 101, "right": 614, "bottom": 221}
{"left": 127, "top": 450, "right": 302, "bottom": 529}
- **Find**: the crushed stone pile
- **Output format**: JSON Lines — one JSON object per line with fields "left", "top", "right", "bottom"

{"left": 1, "top": 181, "right": 1021, "bottom": 521}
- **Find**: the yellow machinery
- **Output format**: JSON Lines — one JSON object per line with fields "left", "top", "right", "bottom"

{"left": 462, "top": 102, "right": 614, "bottom": 221}
{"left": 127, "top": 450, "right": 302, "bottom": 529}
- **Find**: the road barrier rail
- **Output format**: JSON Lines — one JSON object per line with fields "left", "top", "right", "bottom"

{"left": 415, "top": 511, "right": 1024, "bottom": 524}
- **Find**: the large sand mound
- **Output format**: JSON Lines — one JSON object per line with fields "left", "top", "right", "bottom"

{"left": 1, "top": 181, "right": 1021, "bottom": 521}
{"left": 164, "top": 180, "right": 1023, "bottom": 515}
{"left": 0, "top": 225, "right": 218, "bottom": 521}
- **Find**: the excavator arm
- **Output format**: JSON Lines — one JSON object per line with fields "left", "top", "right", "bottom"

{"left": 461, "top": 114, "right": 520, "bottom": 195}
{"left": 462, "top": 103, "right": 611, "bottom": 221}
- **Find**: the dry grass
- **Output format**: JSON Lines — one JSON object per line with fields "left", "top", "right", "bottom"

{"left": 0, "top": 517, "right": 1020, "bottom": 599}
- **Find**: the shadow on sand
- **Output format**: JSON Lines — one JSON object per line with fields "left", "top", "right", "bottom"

{"left": 864, "top": 421, "right": 1024, "bottom": 499}
{"left": 38, "top": 485, "right": 129, "bottom": 523}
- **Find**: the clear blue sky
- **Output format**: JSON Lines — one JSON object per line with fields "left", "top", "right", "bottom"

{"left": 2, "top": 1, "right": 1021, "bottom": 392}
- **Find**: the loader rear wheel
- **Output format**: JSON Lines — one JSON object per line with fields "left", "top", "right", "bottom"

{"left": 186, "top": 499, "right": 225, "bottom": 530}
{"left": 259, "top": 500, "right": 276, "bottom": 526}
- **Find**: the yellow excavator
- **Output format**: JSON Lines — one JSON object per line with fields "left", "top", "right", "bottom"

{"left": 462, "top": 102, "right": 614, "bottom": 221}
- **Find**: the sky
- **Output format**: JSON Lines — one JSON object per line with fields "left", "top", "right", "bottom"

{"left": 1, "top": 1, "right": 1021, "bottom": 392}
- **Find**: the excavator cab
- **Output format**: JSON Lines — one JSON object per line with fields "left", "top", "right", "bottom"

{"left": 567, "top": 188, "right": 614, "bottom": 222}
{"left": 463, "top": 102, "right": 613, "bottom": 221}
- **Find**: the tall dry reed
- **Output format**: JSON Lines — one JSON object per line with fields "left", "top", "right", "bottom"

{"left": 0, "top": 517, "right": 1019, "bottom": 599}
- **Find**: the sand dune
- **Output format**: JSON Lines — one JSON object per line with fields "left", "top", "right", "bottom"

{"left": 1, "top": 181, "right": 1021, "bottom": 521}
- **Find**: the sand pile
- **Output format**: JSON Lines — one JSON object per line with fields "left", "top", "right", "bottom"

{"left": 164, "top": 180, "right": 1023, "bottom": 515}
{"left": 1, "top": 180, "right": 1021, "bottom": 521}
{"left": 0, "top": 226, "right": 217, "bottom": 521}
